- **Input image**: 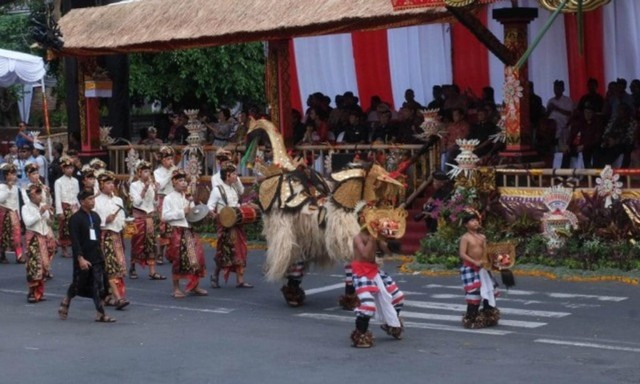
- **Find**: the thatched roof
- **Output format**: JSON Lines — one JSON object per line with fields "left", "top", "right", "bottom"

{"left": 58, "top": 0, "right": 462, "bottom": 56}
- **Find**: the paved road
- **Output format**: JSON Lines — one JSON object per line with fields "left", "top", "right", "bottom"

{"left": 0, "top": 247, "right": 638, "bottom": 384}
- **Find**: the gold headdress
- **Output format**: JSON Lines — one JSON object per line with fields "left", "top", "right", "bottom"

{"left": 159, "top": 146, "right": 175, "bottom": 159}
{"left": 360, "top": 206, "right": 407, "bottom": 240}
{"left": 89, "top": 158, "right": 107, "bottom": 170}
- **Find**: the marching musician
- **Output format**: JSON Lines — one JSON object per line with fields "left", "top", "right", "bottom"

{"left": 129, "top": 160, "right": 166, "bottom": 281}
{"left": 79, "top": 165, "right": 97, "bottom": 195}
{"left": 22, "top": 163, "right": 56, "bottom": 278}
{"left": 162, "top": 169, "right": 208, "bottom": 299}
{"left": 94, "top": 171, "right": 130, "bottom": 310}
{"left": 153, "top": 146, "right": 177, "bottom": 264}
{"left": 54, "top": 156, "right": 80, "bottom": 258}
{"left": 206, "top": 163, "right": 252, "bottom": 289}
{"left": 22, "top": 184, "right": 52, "bottom": 303}
{"left": 0, "top": 163, "right": 24, "bottom": 264}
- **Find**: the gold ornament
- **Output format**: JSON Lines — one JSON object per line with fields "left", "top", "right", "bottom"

{"left": 538, "top": 0, "right": 611, "bottom": 13}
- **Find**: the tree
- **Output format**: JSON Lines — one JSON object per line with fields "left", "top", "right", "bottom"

{"left": 129, "top": 43, "right": 266, "bottom": 112}
{"left": 0, "top": 8, "right": 30, "bottom": 125}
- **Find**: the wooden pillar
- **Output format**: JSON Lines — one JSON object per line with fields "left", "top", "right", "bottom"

{"left": 78, "top": 57, "right": 110, "bottom": 161}
{"left": 266, "top": 39, "right": 293, "bottom": 148}
{"left": 493, "top": 7, "right": 538, "bottom": 157}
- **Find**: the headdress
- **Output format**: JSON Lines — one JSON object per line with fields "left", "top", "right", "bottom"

{"left": 33, "top": 142, "right": 45, "bottom": 151}
{"left": 171, "top": 169, "right": 187, "bottom": 181}
{"left": 0, "top": 163, "right": 17, "bottom": 174}
{"left": 460, "top": 207, "right": 481, "bottom": 225}
{"left": 25, "top": 163, "right": 39, "bottom": 175}
{"left": 96, "top": 170, "right": 116, "bottom": 183}
{"left": 89, "top": 158, "right": 107, "bottom": 170}
{"left": 215, "top": 147, "right": 232, "bottom": 160}
{"left": 159, "top": 146, "right": 175, "bottom": 159}
{"left": 60, "top": 155, "right": 74, "bottom": 167}
{"left": 81, "top": 165, "right": 95, "bottom": 179}
{"left": 26, "top": 183, "right": 43, "bottom": 196}
{"left": 135, "top": 160, "right": 152, "bottom": 172}
{"left": 77, "top": 189, "right": 94, "bottom": 201}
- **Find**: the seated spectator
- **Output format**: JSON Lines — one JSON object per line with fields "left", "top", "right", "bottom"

{"left": 577, "top": 78, "right": 605, "bottom": 114}
{"left": 442, "top": 108, "right": 470, "bottom": 165}
{"left": 139, "top": 126, "right": 163, "bottom": 145}
{"left": 426, "top": 85, "right": 444, "bottom": 112}
{"left": 466, "top": 105, "right": 500, "bottom": 160}
{"left": 301, "top": 107, "right": 329, "bottom": 144}
{"left": 393, "top": 105, "right": 423, "bottom": 144}
{"left": 370, "top": 108, "right": 396, "bottom": 144}
{"left": 292, "top": 109, "right": 307, "bottom": 145}
{"left": 342, "top": 110, "right": 369, "bottom": 144}
{"left": 593, "top": 103, "right": 637, "bottom": 168}
{"left": 402, "top": 88, "right": 424, "bottom": 111}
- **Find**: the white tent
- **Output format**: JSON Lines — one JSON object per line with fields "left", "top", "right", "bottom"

{"left": 0, "top": 48, "right": 47, "bottom": 126}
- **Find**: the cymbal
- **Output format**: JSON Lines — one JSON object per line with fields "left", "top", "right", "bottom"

{"left": 186, "top": 204, "right": 210, "bottom": 223}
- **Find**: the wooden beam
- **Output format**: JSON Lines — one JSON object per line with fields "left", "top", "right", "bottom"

{"left": 446, "top": 5, "right": 516, "bottom": 65}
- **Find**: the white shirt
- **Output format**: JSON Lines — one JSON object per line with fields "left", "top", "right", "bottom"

{"left": 94, "top": 193, "right": 126, "bottom": 232}
{"left": 211, "top": 172, "right": 223, "bottom": 189}
{"left": 154, "top": 166, "right": 175, "bottom": 196}
{"left": 0, "top": 183, "right": 19, "bottom": 210}
{"left": 162, "top": 190, "right": 193, "bottom": 228}
{"left": 13, "top": 157, "right": 34, "bottom": 188}
{"left": 130, "top": 179, "right": 156, "bottom": 214}
{"left": 547, "top": 95, "right": 574, "bottom": 141}
{"left": 21, "top": 201, "right": 50, "bottom": 236}
{"left": 207, "top": 180, "right": 244, "bottom": 212}
{"left": 33, "top": 154, "right": 47, "bottom": 184}
{"left": 54, "top": 175, "right": 80, "bottom": 214}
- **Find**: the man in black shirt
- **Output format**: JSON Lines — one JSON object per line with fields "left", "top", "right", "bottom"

{"left": 58, "top": 190, "right": 115, "bottom": 323}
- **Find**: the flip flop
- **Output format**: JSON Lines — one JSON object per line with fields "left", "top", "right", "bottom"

{"left": 95, "top": 314, "right": 117, "bottom": 323}
{"left": 172, "top": 291, "right": 186, "bottom": 299}
{"left": 149, "top": 272, "right": 167, "bottom": 280}
{"left": 115, "top": 299, "right": 130, "bottom": 310}
{"left": 236, "top": 283, "right": 254, "bottom": 289}
{"left": 187, "top": 288, "right": 208, "bottom": 296}
{"left": 58, "top": 301, "right": 69, "bottom": 320}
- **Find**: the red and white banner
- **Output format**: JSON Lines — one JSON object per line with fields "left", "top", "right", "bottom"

{"left": 288, "top": 1, "right": 639, "bottom": 113}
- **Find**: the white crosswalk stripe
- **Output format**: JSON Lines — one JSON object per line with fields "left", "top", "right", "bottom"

{"left": 299, "top": 282, "right": 628, "bottom": 336}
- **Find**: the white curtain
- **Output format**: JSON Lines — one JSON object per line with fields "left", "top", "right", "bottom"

{"left": 523, "top": 0, "right": 571, "bottom": 103}
{"left": 18, "top": 83, "right": 36, "bottom": 124}
{"left": 293, "top": 34, "right": 359, "bottom": 110}
{"left": 0, "top": 48, "right": 46, "bottom": 87}
{"left": 387, "top": 24, "right": 452, "bottom": 109}
{"left": 603, "top": 1, "right": 640, "bottom": 84}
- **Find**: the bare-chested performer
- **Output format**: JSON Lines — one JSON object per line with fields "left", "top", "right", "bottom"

{"left": 458, "top": 209, "right": 499, "bottom": 329}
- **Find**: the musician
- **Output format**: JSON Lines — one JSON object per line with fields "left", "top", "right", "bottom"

{"left": 154, "top": 145, "right": 177, "bottom": 264}
{"left": 94, "top": 171, "right": 130, "bottom": 310}
{"left": 54, "top": 156, "right": 80, "bottom": 258}
{"left": 89, "top": 158, "right": 107, "bottom": 195}
{"left": 0, "top": 163, "right": 24, "bottom": 264}
{"left": 22, "top": 163, "right": 56, "bottom": 277}
{"left": 80, "top": 165, "right": 97, "bottom": 195}
{"left": 162, "top": 169, "right": 208, "bottom": 298}
{"left": 211, "top": 147, "right": 233, "bottom": 189}
{"left": 129, "top": 160, "right": 165, "bottom": 281}
{"left": 206, "top": 163, "right": 252, "bottom": 288}
{"left": 22, "top": 184, "right": 52, "bottom": 303}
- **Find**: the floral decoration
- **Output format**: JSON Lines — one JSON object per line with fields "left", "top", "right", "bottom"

{"left": 595, "top": 165, "right": 623, "bottom": 208}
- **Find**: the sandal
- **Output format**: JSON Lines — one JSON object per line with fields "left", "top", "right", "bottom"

{"left": 187, "top": 287, "right": 208, "bottom": 296}
{"left": 129, "top": 268, "right": 138, "bottom": 279}
{"left": 236, "top": 282, "right": 254, "bottom": 289}
{"left": 95, "top": 314, "right": 117, "bottom": 323}
{"left": 210, "top": 275, "right": 220, "bottom": 289}
{"left": 58, "top": 300, "right": 69, "bottom": 320}
{"left": 115, "top": 299, "right": 130, "bottom": 310}
{"left": 16, "top": 257, "right": 26, "bottom": 264}
{"left": 27, "top": 293, "right": 37, "bottom": 303}
{"left": 172, "top": 291, "right": 186, "bottom": 299}
{"left": 149, "top": 272, "right": 166, "bottom": 280}
{"left": 156, "top": 258, "right": 164, "bottom": 265}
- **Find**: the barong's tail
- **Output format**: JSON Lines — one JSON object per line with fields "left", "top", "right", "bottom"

{"left": 293, "top": 206, "right": 331, "bottom": 269}
{"left": 263, "top": 211, "right": 297, "bottom": 282}
{"left": 324, "top": 201, "right": 360, "bottom": 263}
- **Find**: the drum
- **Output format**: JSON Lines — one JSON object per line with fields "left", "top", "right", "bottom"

{"left": 218, "top": 206, "right": 261, "bottom": 228}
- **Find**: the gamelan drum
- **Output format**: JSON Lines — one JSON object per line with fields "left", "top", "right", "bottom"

{"left": 218, "top": 206, "right": 261, "bottom": 228}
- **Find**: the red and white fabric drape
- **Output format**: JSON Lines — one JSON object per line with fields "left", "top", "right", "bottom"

{"left": 289, "top": 1, "right": 640, "bottom": 113}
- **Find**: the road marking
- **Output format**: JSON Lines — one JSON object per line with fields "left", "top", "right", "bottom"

{"left": 296, "top": 313, "right": 512, "bottom": 335}
{"left": 304, "top": 283, "right": 345, "bottom": 295}
{"left": 401, "top": 310, "right": 547, "bottom": 328}
{"left": 535, "top": 339, "right": 640, "bottom": 353}
{"left": 430, "top": 293, "right": 544, "bottom": 305}
{"left": 404, "top": 300, "right": 571, "bottom": 318}
{"left": 0, "top": 289, "right": 234, "bottom": 314}
{"left": 424, "top": 284, "right": 627, "bottom": 302}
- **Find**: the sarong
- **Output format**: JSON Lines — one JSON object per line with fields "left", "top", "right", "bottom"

{"left": 157, "top": 195, "right": 172, "bottom": 246}
{"left": 58, "top": 203, "right": 74, "bottom": 247}
{"left": 0, "top": 206, "right": 22, "bottom": 257}
{"left": 67, "top": 261, "right": 109, "bottom": 314}
{"left": 131, "top": 208, "right": 156, "bottom": 267}
{"left": 167, "top": 227, "right": 206, "bottom": 291}
{"left": 353, "top": 261, "right": 404, "bottom": 318}
{"left": 25, "top": 231, "right": 49, "bottom": 301}
{"left": 460, "top": 262, "right": 481, "bottom": 305}
{"left": 215, "top": 224, "right": 247, "bottom": 282}
{"left": 101, "top": 230, "right": 127, "bottom": 298}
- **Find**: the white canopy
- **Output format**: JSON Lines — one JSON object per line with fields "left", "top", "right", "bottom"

{"left": 0, "top": 48, "right": 46, "bottom": 87}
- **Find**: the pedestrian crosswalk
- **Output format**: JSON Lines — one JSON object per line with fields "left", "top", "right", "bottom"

{"left": 296, "top": 282, "right": 628, "bottom": 336}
